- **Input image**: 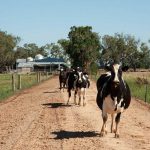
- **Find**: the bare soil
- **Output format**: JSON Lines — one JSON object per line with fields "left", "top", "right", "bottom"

{"left": 0, "top": 76, "right": 150, "bottom": 150}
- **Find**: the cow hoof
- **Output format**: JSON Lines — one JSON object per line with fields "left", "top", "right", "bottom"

{"left": 111, "top": 129, "right": 116, "bottom": 133}
{"left": 115, "top": 133, "right": 120, "bottom": 138}
{"left": 78, "top": 103, "right": 81, "bottom": 106}
{"left": 105, "top": 130, "right": 108, "bottom": 134}
{"left": 74, "top": 102, "right": 77, "bottom": 105}
{"left": 83, "top": 103, "right": 86, "bottom": 106}
{"left": 99, "top": 132, "right": 105, "bottom": 137}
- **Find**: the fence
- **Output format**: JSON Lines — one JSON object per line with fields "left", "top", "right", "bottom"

{"left": 124, "top": 75, "right": 150, "bottom": 103}
{"left": 0, "top": 72, "right": 52, "bottom": 101}
{"left": 91, "top": 70, "right": 150, "bottom": 104}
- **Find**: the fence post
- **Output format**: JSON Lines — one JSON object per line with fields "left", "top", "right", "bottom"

{"left": 37, "top": 72, "right": 39, "bottom": 83}
{"left": 46, "top": 72, "right": 48, "bottom": 79}
{"left": 18, "top": 74, "right": 22, "bottom": 89}
{"left": 12, "top": 74, "right": 16, "bottom": 91}
{"left": 145, "top": 83, "right": 148, "bottom": 103}
{"left": 39, "top": 72, "right": 41, "bottom": 82}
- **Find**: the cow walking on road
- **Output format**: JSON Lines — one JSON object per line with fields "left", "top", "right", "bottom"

{"left": 96, "top": 63, "right": 131, "bottom": 138}
{"left": 59, "top": 68, "right": 67, "bottom": 92}
{"left": 67, "top": 67, "right": 90, "bottom": 106}
{"left": 74, "top": 69, "right": 90, "bottom": 106}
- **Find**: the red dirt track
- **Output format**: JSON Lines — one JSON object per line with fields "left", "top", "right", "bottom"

{"left": 0, "top": 76, "right": 150, "bottom": 150}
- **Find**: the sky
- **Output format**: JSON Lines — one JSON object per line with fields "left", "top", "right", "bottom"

{"left": 0, "top": 0, "right": 150, "bottom": 47}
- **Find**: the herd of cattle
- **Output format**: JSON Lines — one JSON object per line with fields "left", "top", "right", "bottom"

{"left": 59, "top": 66, "right": 90, "bottom": 106}
{"left": 58, "top": 63, "right": 131, "bottom": 138}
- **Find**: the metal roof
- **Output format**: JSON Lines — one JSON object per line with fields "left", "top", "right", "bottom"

{"left": 16, "top": 59, "right": 26, "bottom": 63}
{"left": 35, "top": 57, "right": 65, "bottom": 63}
{"left": 17, "top": 62, "right": 34, "bottom": 68}
{"left": 17, "top": 57, "right": 66, "bottom": 68}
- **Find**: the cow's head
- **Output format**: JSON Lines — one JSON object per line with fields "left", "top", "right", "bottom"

{"left": 105, "top": 64, "right": 129, "bottom": 85}
{"left": 77, "top": 71, "right": 83, "bottom": 83}
{"left": 76, "top": 70, "right": 87, "bottom": 84}
{"left": 60, "top": 68, "right": 64, "bottom": 72}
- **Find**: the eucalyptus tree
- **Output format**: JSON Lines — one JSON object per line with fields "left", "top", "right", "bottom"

{"left": 139, "top": 42, "right": 150, "bottom": 69}
{"left": 0, "top": 30, "right": 20, "bottom": 72}
{"left": 50, "top": 43, "right": 64, "bottom": 58}
{"left": 23, "top": 43, "right": 40, "bottom": 58}
{"left": 57, "top": 39, "right": 70, "bottom": 63}
{"left": 15, "top": 43, "right": 48, "bottom": 59}
{"left": 101, "top": 33, "right": 140, "bottom": 71}
{"left": 124, "top": 35, "right": 140, "bottom": 71}
{"left": 59, "top": 26, "right": 101, "bottom": 69}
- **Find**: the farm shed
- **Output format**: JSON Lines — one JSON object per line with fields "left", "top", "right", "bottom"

{"left": 17, "top": 62, "right": 33, "bottom": 73}
{"left": 16, "top": 57, "right": 67, "bottom": 73}
{"left": 34, "top": 57, "right": 67, "bottom": 72}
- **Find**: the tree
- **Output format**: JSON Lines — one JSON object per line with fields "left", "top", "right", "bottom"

{"left": 50, "top": 43, "right": 64, "bottom": 58}
{"left": 101, "top": 33, "right": 140, "bottom": 71}
{"left": 59, "top": 26, "right": 101, "bottom": 69}
{"left": 0, "top": 30, "right": 20, "bottom": 72}
{"left": 15, "top": 43, "right": 48, "bottom": 60}
{"left": 139, "top": 42, "right": 150, "bottom": 69}
{"left": 57, "top": 39, "right": 70, "bottom": 63}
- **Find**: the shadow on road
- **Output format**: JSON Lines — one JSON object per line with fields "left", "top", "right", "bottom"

{"left": 42, "top": 103, "right": 71, "bottom": 108}
{"left": 43, "top": 90, "right": 59, "bottom": 93}
{"left": 51, "top": 130, "right": 99, "bottom": 139}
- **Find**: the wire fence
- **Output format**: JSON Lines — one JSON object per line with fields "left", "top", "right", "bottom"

{"left": 0, "top": 72, "right": 53, "bottom": 101}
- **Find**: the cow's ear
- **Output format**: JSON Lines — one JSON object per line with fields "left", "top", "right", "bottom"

{"left": 122, "top": 66, "right": 129, "bottom": 72}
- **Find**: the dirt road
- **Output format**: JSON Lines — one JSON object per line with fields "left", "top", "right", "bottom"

{"left": 0, "top": 76, "right": 150, "bottom": 150}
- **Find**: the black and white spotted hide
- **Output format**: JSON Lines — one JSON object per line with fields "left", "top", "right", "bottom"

{"left": 96, "top": 64, "right": 131, "bottom": 138}
{"left": 59, "top": 68, "right": 67, "bottom": 92}
{"left": 66, "top": 69, "right": 77, "bottom": 105}
{"left": 74, "top": 71, "right": 89, "bottom": 106}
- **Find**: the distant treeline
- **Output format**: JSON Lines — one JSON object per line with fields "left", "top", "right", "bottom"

{"left": 0, "top": 26, "right": 150, "bottom": 72}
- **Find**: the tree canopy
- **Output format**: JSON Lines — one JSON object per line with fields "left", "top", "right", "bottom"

{"left": 59, "top": 26, "right": 101, "bottom": 69}
{"left": 99, "top": 33, "right": 150, "bottom": 71}
{"left": 0, "top": 30, "right": 20, "bottom": 72}
{"left": 0, "top": 27, "right": 150, "bottom": 73}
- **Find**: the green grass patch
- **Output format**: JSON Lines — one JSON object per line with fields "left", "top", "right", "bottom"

{"left": 19, "top": 73, "right": 37, "bottom": 89}
{"left": 124, "top": 77, "right": 150, "bottom": 103}
{"left": 0, "top": 73, "right": 37, "bottom": 101}
{"left": 0, "top": 74, "right": 13, "bottom": 101}
{"left": 0, "top": 73, "right": 52, "bottom": 101}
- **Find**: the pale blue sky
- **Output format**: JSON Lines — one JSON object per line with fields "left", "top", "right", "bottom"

{"left": 0, "top": 0, "right": 150, "bottom": 46}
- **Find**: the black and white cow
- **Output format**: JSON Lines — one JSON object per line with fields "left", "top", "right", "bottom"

{"left": 66, "top": 68, "right": 77, "bottom": 104}
{"left": 96, "top": 63, "right": 131, "bottom": 138}
{"left": 59, "top": 68, "right": 67, "bottom": 92}
{"left": 74, "top": 70, "right": 90, "bottom": 106}
{"left": 67, "top": 67, "right": 90, "bottom": 106}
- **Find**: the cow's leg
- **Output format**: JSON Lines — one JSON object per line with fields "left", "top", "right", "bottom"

{"left": 100, "top": 111, "right": 108, "bottom": 137}
{"left": 74, "top": 89, "right": 77, "bottom": 105}
{"left": 67, "top": 89, "right": 71, "bottom": 105}
{"left": 83, "top": 88, "right": 86, "bottom": 106}
{"left": 115, "top": 112, "right": 121, "bottom": 138}
{"left": 60, "top": 81, "right": 62, "bottom": 91}
{"left": 63, "top": 82, "right": 65, "bottom": 92}
{"left": 78, "top": 89, "right": 81, "bottom": 106}
{"left": 111, "top": 114, "right": 115, "bottom": 133}
{"left": 59, "top": 81, "right": 62, "bottom": 91}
